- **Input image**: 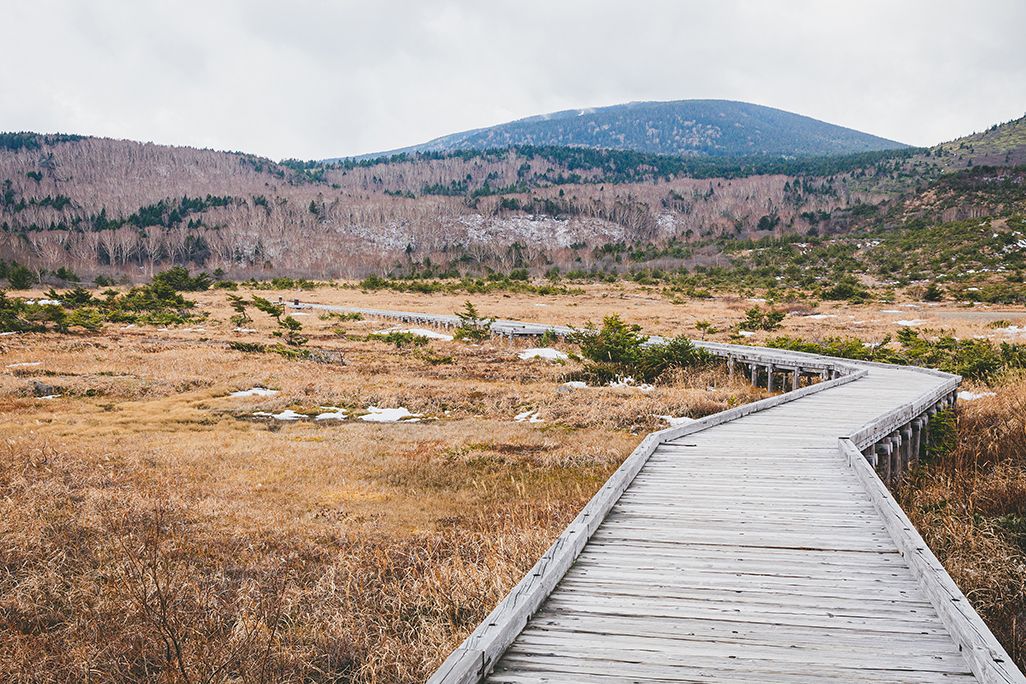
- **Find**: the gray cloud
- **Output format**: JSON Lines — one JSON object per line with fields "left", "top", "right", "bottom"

{"left": 4, "top": 0, "right": 1024, "bottom": 160}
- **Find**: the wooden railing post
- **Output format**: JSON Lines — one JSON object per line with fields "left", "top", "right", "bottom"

{"left": 876, "top": 441, "right": 893, "bottom": 484}
{"left": 901, "top": 424, "right": 913, "bottom": 475}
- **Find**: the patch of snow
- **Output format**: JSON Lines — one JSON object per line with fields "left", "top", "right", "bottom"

{"left": 7, "top": 361, "right": 41, "bottom": 368}
{"left": 315, "top": 409, "right": 347, "bottom": 421}
{"left": 233, "top": 327, "right": 257, "bottom": 333}
{"left": 896, "top": 319, "right": 925, "bottom": 326}
{"left": 737, "top": 330, "right": 755, "bottom": 337}
{"left": 0, "top": 331, "right": 18, "bottom": 336}
{"left": 562, "top": 381, "right": 587, "bottom": 390}
{"left": 747, "top": 297, "right": 766, "bottom": 303}
{"left": 657, "top": 415, "right": 696, "bottom": 427}
{"left": 360, "top": 406, "right": 421, "bottom": 423}
{"left": 899, "top": 303, "right": 921, "bottom": 309}
{"left": 230, "top": 386, "right": 279, "bottom": 398}
{"left": 609, "top": 377, "right": 654, "bottom": 392}
{"left": 514, "top": 409, "right": 544, "bottom": 423}
{"left": 518, "top": 347, "right": 568, "bottom": 361}
{"left": 254, "top": 409, "right": 307, "bottom": 421}
{"left": 37, "top": 394, "right": 60, "bottom": 400}
{"left": 121, "top": 324, "right": 137, "bottom": 330}
{"left": 375, "top": 327, "right": 453, "bottom": 341}
{"left": 996, "top": 325, "right": 1026, "bottom": 335}
{"left": 803, "top": 314, "right": 835, "bottom": 320}
{"left": 26, "top": 298, "right": 61, "bottom": 305}
{"left": 958, "top": 390, "right": 996, "bottom": 401}
{"left": 452, "top": 213, "right": 622, "bottom": 249}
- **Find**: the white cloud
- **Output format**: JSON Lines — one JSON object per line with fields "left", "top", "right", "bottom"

{"left": 2, "top": 0, "right": 1024, "bottom": 160}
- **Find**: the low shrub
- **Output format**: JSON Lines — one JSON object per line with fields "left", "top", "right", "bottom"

{"left": 453, "top": 302, "right": 493, "bottom": 342}
{"left": 371, "top": 331, "right": 429, "bottom": 349}
{"left": 569, "top": 314, "right": 712, "bottom": 383}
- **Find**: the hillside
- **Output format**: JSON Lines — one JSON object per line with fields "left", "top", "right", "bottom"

{"left": 0, "top": 113, "right": 1024, "bottom": 285}
{"left": 337, "top": 100, "right": 908, "bottom": 160}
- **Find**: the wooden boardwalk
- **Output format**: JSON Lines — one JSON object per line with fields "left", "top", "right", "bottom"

{"left": 291, "top": 303, "right": 1025, "bottom": 683}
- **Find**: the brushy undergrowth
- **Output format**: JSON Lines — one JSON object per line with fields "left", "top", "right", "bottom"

{"left": 899, "top": 375, "right": 1026, "bottom": 668}
{"left": 765, "top": 328, "right": 1026, "bottom": 382}
{"left": 357, "top": 274, "right": 580, "bottom": 297}
{"left": 1, "top": 283, "right": 203, "bottom": 332}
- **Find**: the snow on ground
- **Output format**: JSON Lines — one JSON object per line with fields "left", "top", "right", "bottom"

{"left": 657, "top": 415, "right": 697, "bottom": 427}
{"left": 896, "top": 319, "right": 925, "bottom": 326}
{"left": 315, "top": 407, "right": 347, "bottom": 421}
{"left": 0, "top": 331, "right": 18, "bottom": 336}
{"left": 609, "top": 377, "right": 654, "bottom": 392}
{"left": 26, "top": 299, "right": 61, "bottom": 305}
{"left": 803, "top": 314, "right": 835, "bottom": 320}
{"left": 254, "top": 409, "right": 307, "bottom": 421}
{"left": 229, "top": 387, "right": 279, "bottom": 398}
{"left": 233, "top": 327, "right": 257, "bottom": 333}
{"left": 737, "top": 330, "right": 755, "bottom": 337}
{"left": 515, "top": 409, "right": 544, "bottom": 423}
{"left": 996, "top": 325, "right": 1026, "bottom": 335}
{"left": 375, "top": 327, "right": 453, "bottom": 341}
{"left": 360, "top": 406, "right": 422, "bottom": 423}
{"left": 562, "top": 381, "right": 587, "bottom": 390}
{"left": 958, "top": 390, "right": 996, "bottom": 401}
{"left": 454, "top": 214, "right": 622, "bottom": 249}
{"left": 7, "top": 361, "right": 41, "bottom": 368}
{"left": 518, "top": 347, "right": 569, "bottom": 361}
{"left": 37, "top": 394, "right": 60, "bottom": 400}
{"left": 881, "top": 310, "right": 902, "bottom": 314}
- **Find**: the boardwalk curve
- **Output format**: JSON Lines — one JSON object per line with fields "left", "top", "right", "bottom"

{"left": 293, "top": 302, "right": 1025, "bottom": 684}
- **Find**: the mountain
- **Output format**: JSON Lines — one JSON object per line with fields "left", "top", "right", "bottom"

{"left": 335, "top": 100, "right": 908, "bottom": 161}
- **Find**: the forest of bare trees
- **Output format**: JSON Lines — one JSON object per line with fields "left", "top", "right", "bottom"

{"left": 0, "top": 135, "right": 893, "bottom": 279}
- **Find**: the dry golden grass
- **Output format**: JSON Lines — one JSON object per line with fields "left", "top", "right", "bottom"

{"left": 193, "top": 280, "right": 1026, "bottom": 346}
{"left": 0, "top": 288, "right": 764, "bottom": 682}
{"left": 5, "top": 283, "right": 1026, "bottom": 680}
{"left": 899, "top": 374, "right": 1026, "bottom": 668}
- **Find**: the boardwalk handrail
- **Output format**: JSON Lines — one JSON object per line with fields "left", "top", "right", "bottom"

{"left": 427, "top": 370, "right": 866, "bottom": 684}
{"left": 840, "top": 438, "right": 1024, "bottom": 684}
{"left": 846, "top": 373, "right": 961, "bottom": 448}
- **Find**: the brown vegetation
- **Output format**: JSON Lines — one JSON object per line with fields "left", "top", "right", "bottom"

{"left": 899, "top": 375, "right": 1026, "bottom": 668}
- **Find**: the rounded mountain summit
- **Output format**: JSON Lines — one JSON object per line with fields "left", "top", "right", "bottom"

{"left": 337, "top": 99, "right": 908, "bottom": 161}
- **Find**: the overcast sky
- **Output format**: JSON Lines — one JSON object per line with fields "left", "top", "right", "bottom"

{"left": 4, "top": 0, "right": 1025, "bottom": 160}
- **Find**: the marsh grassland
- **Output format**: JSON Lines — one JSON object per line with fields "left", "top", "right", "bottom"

{"left": 3, "top": 280, "right": 1026, "bottom": 680}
